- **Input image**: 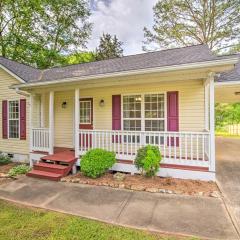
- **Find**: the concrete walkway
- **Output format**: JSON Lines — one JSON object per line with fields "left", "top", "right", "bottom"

{"left": 216, "top": 137, "right": 240, "bottom": 233}
{"left": 0, "top": 176, "right": 238, "bottom": 240}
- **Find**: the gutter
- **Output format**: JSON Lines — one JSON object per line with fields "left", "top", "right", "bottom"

{"left": 215, "top": 80, "right": 240, "bottom": 86}
{"left": 11, "top": 57, "right": 239, "bottom": 89}
{"left": 15, "top": 88, "right": 30, "bottom": 97}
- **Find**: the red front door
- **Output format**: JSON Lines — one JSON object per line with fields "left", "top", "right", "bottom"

{"left": 79, "top": 98, "right": 93, "bottom": 148}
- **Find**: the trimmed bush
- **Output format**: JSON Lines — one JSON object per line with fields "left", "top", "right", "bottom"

{"left": 135, "top": 145, "right": 161, "bottom": 177}
{"left": 0, "top": 153, "right": 11, "bottom": 165}
{"left": 8, "top": 164, "right": 31, "bottom": 177}
{"left": 81, "top": 149, "right": 116, "bottom": 178}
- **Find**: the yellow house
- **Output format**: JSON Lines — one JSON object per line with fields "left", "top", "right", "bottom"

{"left": 0, "top": 45, "right": 239, "bottom": 181}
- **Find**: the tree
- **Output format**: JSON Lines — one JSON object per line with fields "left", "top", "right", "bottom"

{"left": 60, "top": 51, "right": 96, "bottom": 65}
{"left": 95, "top": 33, "right": 123, "bottom": 61}
{"left": 0, "top": 0, "right": 92, "bottom": 68}
{"left": 143, "top": 0, "right": 240, "bottom": 53}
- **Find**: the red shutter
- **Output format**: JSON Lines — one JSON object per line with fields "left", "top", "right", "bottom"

{"left": 167, "top": 91, "right": 179, "bottom": 146}
{"left": 2, "top": 100, "right": 8, "bottom": 139}
{"left": 112, "top": 95, "right": 121, "bottom": 130}
{"left": 20, "top": 99, "right": 26, "bottom": 140}
{"left": 112, "top": 95, "right": 121, "bottom": 143}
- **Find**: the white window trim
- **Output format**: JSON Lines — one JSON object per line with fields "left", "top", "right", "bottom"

{"left": 8, "top": 100, "right": 20, "bottom": 140}
{"left": 80, "top": 99, "right": 92, "bottom": 125}
{"left": 121, "top": 92, "right": 167, "bottom": 132}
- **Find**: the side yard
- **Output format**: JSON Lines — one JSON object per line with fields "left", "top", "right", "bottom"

{"left": 0, "top": 200, "right": 196, "bottom": 240}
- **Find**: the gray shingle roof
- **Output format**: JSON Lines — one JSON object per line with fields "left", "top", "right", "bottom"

{"left": 0, "top": 44, "right": 239, "bottom": 84}
{"left": 0, "top": 57, "right": 41, "bottom": 82}
{"left": 217, "top": 54, "right": 240, "bottom": 82}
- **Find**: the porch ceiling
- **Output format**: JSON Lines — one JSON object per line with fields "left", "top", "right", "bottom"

{"left": 215, "top": 82, "right": 240, "bottom": 103}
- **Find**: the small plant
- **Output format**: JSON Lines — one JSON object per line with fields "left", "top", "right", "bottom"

{"left": 8, "top": 164, "right": 31, "bottom": 177}
{"left": 0, "top": 153, "right": 11, "bottom": 165}
{"left": 135, "top": 145, "right": 161, "bottom": 177}
{"left": 81, "top": 149, "right": 116, "bottom": 178}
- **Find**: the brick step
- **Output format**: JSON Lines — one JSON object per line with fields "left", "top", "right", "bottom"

{"left": 33, "top": 162, "right": 70, "bottom": 176}
{"left": 27, "top": 170, "right": 62, "bottom": 181}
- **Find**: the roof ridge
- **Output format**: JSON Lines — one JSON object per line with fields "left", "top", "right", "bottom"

{"left": 45, "top": 44, "right": 207, "bottom": 70}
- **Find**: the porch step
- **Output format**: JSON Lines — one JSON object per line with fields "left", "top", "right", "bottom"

{"left": 27, "top": 170, "right": 62, "bottom": 181}
{"left": 41, "top": 151, "right": 77, "bottom": 164}
{"left": 33, "top": 162, "right": 70, "bottom": 176}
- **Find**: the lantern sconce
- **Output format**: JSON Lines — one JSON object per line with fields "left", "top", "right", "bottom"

{"left": 62, "top": 101, "right": 67, "bottom": 109}
{"left": 99, "top": 99, "right": 105, "bottom": 107}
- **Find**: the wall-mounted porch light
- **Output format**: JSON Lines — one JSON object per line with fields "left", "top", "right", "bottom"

{"left": 62, "top": 101, "right": 67, "bottom": 109}
{"left": 99, "top": 99, "right": 105, "bottom": 107}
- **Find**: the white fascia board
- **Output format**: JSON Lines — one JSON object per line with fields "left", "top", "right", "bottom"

{"left": 215, "top": 80, "right": 240, "bottom": 86}
{"left": 0, "top": 64, "right": 25, "bottom": 83}
{"left": 12, "top": 57, "right": 239, "bottom": 89}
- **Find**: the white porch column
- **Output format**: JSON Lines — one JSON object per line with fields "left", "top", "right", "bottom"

{"left": 29, "top": 93, "right": 34, "bottom": 166}
{"left": 40, "top": 93, "right": 45, "bottom": 128}
{"left": 209, "top": 73, "right": 215, "bottom": 172}
{"left": 204, "top": 82, "right": 209, "bottom": 131}
{"left": 49, "top": 91, "right": 54, "bottom": 154}
{"left": 74, "top": 88, "right": 80, "bottom": 158}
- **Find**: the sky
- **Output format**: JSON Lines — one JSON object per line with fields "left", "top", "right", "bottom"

{"left": 88, "top": 0, "right": 158, "bottom": 55}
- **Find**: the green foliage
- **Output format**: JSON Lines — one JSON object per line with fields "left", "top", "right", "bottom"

{"left": 215, "top": 103, "right": 240, "bottom": 131}
{"left": 135, "top": 145, "right": 161, "bottom": 177}
{"left": 0, "top": 153, "right": 11, "bottom": 165}
{"left": 143, "top": 0, "right": 240, "bottom": 53}
{"left": 62, "top": 52, "right": 96, "bottom": 65}
{"left": 81, "top": 149, "right": 116, "bottom": 178}
{"left": 0, "top": 0, "right": 92, "bottom": 68}
{"left": 96, "top": 33, "right": 123, "bottom": 61}
{"left": 8, "top": 164, "right": 31, "bottom": 177}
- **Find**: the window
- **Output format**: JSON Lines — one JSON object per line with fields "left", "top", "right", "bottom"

{"left": 123, "top": 93, "right": 165, "bottom": 131}
{"left": 144, "top": 94, "right": 165, "bottom": 131}
{"left": 8, "top": 100, "right": 19, "bottom": 138}
{"left": 80, "top": 100, "right": 92, "bottom": 124}
{"left": 123, "top": 95, "right": 141, "bottom": 131}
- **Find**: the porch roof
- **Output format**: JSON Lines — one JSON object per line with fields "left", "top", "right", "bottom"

{"left": 0, "top": 44, "right": 238, "bottom": 88}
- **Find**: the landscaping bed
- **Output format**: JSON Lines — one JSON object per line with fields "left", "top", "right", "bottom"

{"left": 0, "top": 162, "right": 31, "bottom": 185}
{"left": 0, "top": 163, "right": 18, "bottom": 185}
{"left": 61, "top": 172, "right": 219, "bottom": 198}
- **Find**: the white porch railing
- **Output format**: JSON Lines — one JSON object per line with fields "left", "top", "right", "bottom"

{"left": 31, "top": 128, "right": 50, "bottom": 152}
{"left": 79, "top": 130, "right": 211, "bottom": 168}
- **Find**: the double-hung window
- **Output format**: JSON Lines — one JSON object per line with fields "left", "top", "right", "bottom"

{"left": 123, "top": 95, "right": 142, "bottom": 131}
{"left": 122, "top": 93, "right": 166, "bottom": 144}
{"left": 123, "top": 93, "right": 165, "bottom": 131}
{"left": 144, "top": 94, "right": 165, "bottom": 131}
{"left": 8, "top": 100, "right": 20, "bottom": 139}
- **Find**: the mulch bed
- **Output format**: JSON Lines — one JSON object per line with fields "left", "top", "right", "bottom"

{"left": 0, "top": 162, "right": 19, "bottom": 185}
{"left": 62, "top": 172, "right": 220, "bottom": 198}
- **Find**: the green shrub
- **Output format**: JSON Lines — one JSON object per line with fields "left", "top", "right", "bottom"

{"left": 8, "top": 164, "right": 31, "bottom": 177}
{"left": 81, "top": 149, "right": 116, "bottom": 178}
{"left": 135, "top": 145, "right": 161, "bottom": 177}
{"left": 0, "top": 153, "right": 11, "bottom": 165}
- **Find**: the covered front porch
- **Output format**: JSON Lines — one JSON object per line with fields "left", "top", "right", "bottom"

{"left": 28, "top": 71, "right": 216, "bottom": 180}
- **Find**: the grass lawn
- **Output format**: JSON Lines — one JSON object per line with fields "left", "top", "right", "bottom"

{"left": 0, "top": 200, "right": 198, "bottom": 240}
{"left": 215, "top": 131, "right": 240, "bottom": 138}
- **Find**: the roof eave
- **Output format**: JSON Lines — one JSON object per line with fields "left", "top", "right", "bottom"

{"left": 11, "top": 57, "right": 239, "bottom": 89}
{"left": 0, "top": 64, "right": 26, "bottom": 83}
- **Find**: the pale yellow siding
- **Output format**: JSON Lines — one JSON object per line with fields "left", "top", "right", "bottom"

{"left": 0, "top": 69, "right": 29, "bottom": 156}
{"left": 45, "top": 80, "right": 205, "bottom": 147}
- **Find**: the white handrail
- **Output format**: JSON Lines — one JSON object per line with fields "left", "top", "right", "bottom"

{"left": 78, "top": 130, "right": 211, "bottom": 168}
{"left": 31, "top": 128, "right": 50, "bottom": 152}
